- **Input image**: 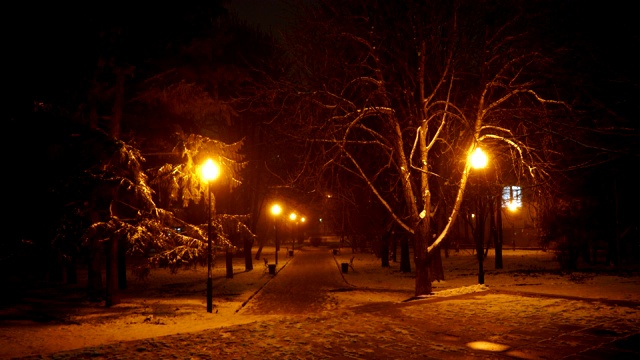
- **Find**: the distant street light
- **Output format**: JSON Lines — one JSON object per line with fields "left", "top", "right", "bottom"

{"left": 471, "top": 147, "right": 488, "bottom": 285}
{"left": 289, "top": 212, "right": 297, "bottom": 255}
{"left": 201, "top": 159, "right": 220, "bottom": 313}
{"left": 271, "top": 204, "right": 282, "bottom": 265}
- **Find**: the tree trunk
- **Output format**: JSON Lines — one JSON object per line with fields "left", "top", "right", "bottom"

{"left": 464, "top": 213, "right": 472, "bottom": 248}
{"left": 415, "top": 257, "right": 431, "bottom": 296}
{"left": 414, "top": 223, "right": 432, "bottom": 296}
{"left": 255, "top": 241, "right": 264, "bottom": 261}
{"left": 105, "top": 238, "right": 120, "bottom": 307}
{"left": 443, "top": 237, "right": 450, "bottom": 258}
{"left": 245, "top": 237, "right": 254, "bottom": 271}
{"left": 381, "top": 231, "right": 390, "bottom": 268}
{"left": 428, "top": 226, "right": 445, "bottom": 281}
{"left": 429, "top": 249, "right": 444, "bottom": 282}
{"left": 486, "top": 197, "right": 496, "bottom": 259}
{"left": 87, "top": 238, "right": 103, "bottom": 302}
{"left": 391, "top": 234, "right": 397, "bottom": 262}
{"left": 226, "top": 247, "right": 233, "bottom": 278}
{"left": 495, "top": 195, "right": 504, "bottom": 269}
{"left": 118, "top": 237, "right": 127, "bottom": 289}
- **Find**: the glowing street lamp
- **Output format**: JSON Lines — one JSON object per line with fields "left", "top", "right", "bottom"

{"left": 271, "top": 204, "right": 282, "bottom": 265}
{"left": 471, "top": 147, "right": 488, "bottom": 169}
{"left": 470, "top": 147, "right": 488, "bottom": 285}
{"left": 201, "top": 159, "right": 220, "bottom": 313}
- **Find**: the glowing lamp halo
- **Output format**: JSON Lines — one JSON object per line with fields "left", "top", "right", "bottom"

{"left": 470, "top": 147, "right": 488, "bottom": 169}
{"left": 201, "top": 159, "right": 220, "bottom": 182}
{"left": 271, "top": 204, "right": 282, "bottom": 216}
{"left": 507, "top": 200, "right": 521, "bottom": 212}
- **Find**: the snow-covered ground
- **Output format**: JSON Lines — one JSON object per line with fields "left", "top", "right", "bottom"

{"left": 1, "top": 247, "right": 638, "bottom": 359}
{"left": 335, "top": 248, "right": 640, "bottom": 303}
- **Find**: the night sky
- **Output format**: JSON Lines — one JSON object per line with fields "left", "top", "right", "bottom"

{"left": 229, "top": 0, "right": 294, "bottom": 32}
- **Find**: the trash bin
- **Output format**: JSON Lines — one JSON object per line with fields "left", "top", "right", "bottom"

{"left": 268, "top": 264, "right": 276, "bottom": 275}
{"left": 341, "top": 263, "right": 349, "bottom": 273}
{"left": 289, "top": 250, "right": 294, "bottom": 257}
{"left": 332, "top": 249, "right": 338, "bottom": 255}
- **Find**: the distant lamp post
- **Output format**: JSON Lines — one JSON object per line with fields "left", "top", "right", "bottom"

{"left": 271, "top": 204, "right": 282, "bottom": 264}
{"left": 289, "top": 212, "right": 297, "bottom": 255}
{"left": 471, "top": 147, "right": 488, "bottom": 285}
{"left": 201, "top": 159, "right": 220, "bottom": 313}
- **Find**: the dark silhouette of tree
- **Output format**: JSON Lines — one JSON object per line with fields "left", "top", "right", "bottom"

{"left": 530, "top": 1, "right": 640, "bottom": 269}
{"left": 4, "top": 1, "right": 278, "bottom": 305}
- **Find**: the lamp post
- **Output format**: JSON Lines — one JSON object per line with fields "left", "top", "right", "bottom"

{"left": 289, "top": 212, "right": 297, "bottom": 255}
{"left": 202, "top": 159, "right": 220, "bottom": 313}
{"left": 271, "top": 204, "right": 282, "bottom": 264}
{"left": 471, "top": 147, "right": 488, "bottom": 285}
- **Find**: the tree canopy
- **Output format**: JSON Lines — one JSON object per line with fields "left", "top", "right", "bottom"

{"left": 244, "top": 0, "right": 639, "bottom": 295}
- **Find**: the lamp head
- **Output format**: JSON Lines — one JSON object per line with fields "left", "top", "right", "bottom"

{"left": 471, "top": 147, "right": 488, "bottom": 169}
{"left": 201, "top": 159, "right": 220, "bottom": 182}
{"left": 271, "top": 204, "right": 282, "bottom": 216}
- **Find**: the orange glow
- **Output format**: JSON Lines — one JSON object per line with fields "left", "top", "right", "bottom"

{"left": 466, "top": 341, "right": 510, "bottom": 352}
{"left": 470, "top": 147, "right": 488, "bottom": 169}
{"left": 201, "top": 159, "right": 220, "bottom": 182}
{"left": 271, "top": 204, "right": 282, "bottom": 216}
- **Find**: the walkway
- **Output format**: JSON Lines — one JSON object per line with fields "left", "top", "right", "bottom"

{"left": 240, "top": 246, "right": 345, "bottom": 315}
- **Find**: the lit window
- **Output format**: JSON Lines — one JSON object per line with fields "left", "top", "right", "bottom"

{"left": 502, "top": 186, "right": 522, "bottom": 209}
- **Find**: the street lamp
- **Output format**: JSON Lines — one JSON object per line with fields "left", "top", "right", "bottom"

{"left": 471, "top": 147, "right": 488, "bottom": 168}
{"left": 201, "top": 158, "right": 220, "bottom": 313}
{"left": 471, "top": 147, "right": 488, "bottom": 285}
{"left": 271, "top": 204, "right": 282, "bottom": 264}
{"left": 289, "top": 212, "right": 297, "bottom": 255}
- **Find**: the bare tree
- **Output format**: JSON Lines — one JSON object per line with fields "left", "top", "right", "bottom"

{"left": 248, "top": 0, "right": 587, "bottom": 296}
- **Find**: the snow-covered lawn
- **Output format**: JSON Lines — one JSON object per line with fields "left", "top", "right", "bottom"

{"left": 335, "top": 248, "right": 640, "bottom": 303}
{"left": 1, "top": 246, "right": 638, "bottom": 359}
